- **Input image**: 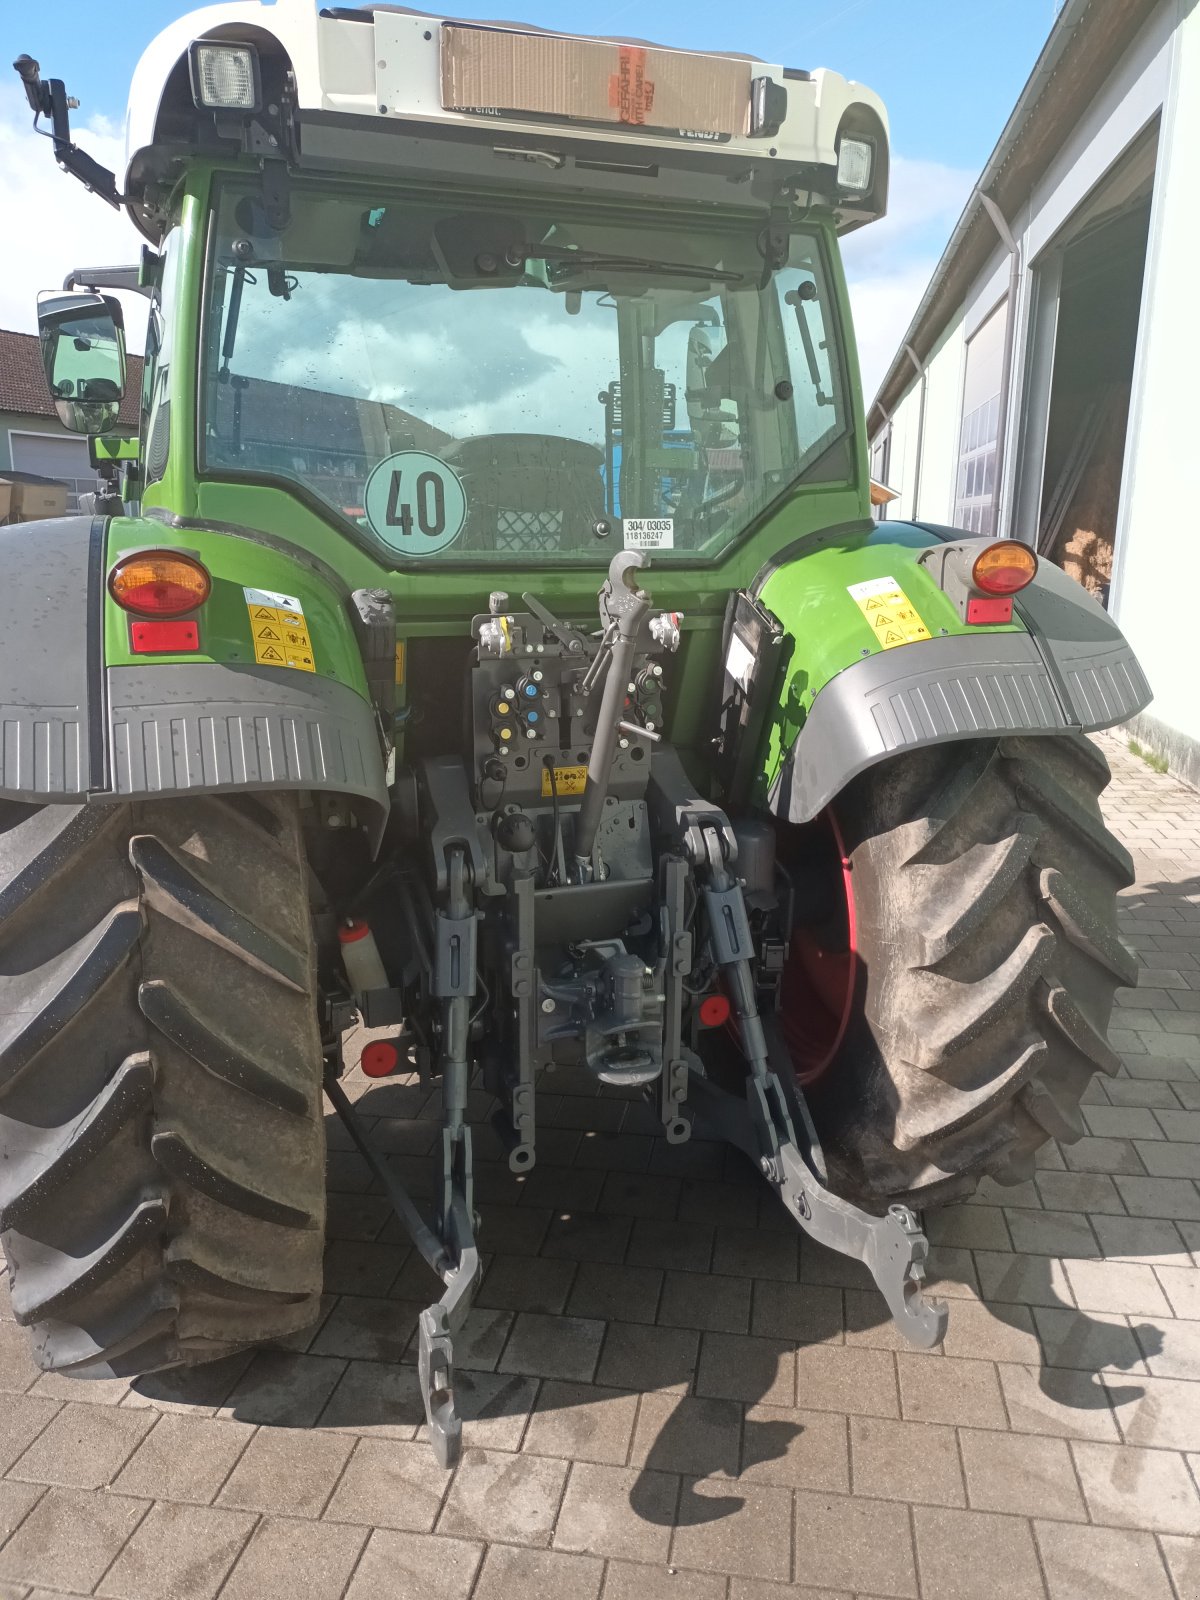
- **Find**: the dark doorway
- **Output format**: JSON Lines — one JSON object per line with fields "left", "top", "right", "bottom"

{"left": 1036, "top": 197, "right": 1152, "bottom": 605}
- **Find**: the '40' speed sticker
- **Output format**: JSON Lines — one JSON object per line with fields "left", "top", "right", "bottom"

{"left": 846, "top": 576, "right": 932, "bottom": 650}
{"left": 364, "top": 451, "right": 467, "bottom": 556}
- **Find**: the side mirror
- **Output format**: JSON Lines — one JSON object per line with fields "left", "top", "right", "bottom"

{"left": 37, "top": 290, "right": 127, "bottom": 433}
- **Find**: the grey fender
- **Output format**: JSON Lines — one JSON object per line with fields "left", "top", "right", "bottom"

{"left": 0, "top": 517, "right": 389, "bottom": 838}
{"left": 769, "top": 542, "right": 1152, "bottom": 824}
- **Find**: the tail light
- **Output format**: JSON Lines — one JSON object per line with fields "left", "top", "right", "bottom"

{"left": 972, "top": 541, "right": 1038, "bottom": 595}
{"left": 109, "top": 551, "right": 211, "bottom": 617}
{"left": 919, "top": 536, "right": 1038, "bottom": 626}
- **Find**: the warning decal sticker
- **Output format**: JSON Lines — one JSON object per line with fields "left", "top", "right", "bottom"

{"left": 846, "top": 576, "right": 932, "bottom": 651}
{"left": 541, "top": 763, "right": 589, "bottom": 798}
{"left": 243, "top": 587, "right": 316, "bottom": 673}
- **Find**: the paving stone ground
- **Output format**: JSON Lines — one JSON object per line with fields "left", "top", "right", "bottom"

{"left": 1, "top": 733, "right": 1199, "bottom": 1599}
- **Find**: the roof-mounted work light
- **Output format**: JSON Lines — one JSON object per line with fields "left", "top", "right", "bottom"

{"left": 836, "top": 135, "right": 874, "bottom": 194}
{"left": 188, "top": 42, "right": 262, "bottom": 112}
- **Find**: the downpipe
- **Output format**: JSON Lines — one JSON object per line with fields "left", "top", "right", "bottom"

{"left": 978, "top": 188, "right": 1022, "bottom": 537}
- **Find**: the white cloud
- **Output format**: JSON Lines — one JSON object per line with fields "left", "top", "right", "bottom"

{"left": 0, "top": 85, "right": 147, "bottom": 348}
{"left": 842, "top": 154, "right": 976, "bottom": 404}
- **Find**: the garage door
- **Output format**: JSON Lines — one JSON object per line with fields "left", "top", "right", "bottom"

{"left": 8, "top": 431, "right": 94, "bottom": 511}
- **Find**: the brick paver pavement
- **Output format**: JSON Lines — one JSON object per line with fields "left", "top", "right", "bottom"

{"left": 1, "top": 732, "right": 1199, "bottom": 1599}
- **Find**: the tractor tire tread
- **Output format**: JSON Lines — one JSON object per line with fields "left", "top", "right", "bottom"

{"left": 816, "top": 735, "right": 1133, "bottom": 1206}
{"left": 0, "top": 793, "right": 325, "bottom": 1378}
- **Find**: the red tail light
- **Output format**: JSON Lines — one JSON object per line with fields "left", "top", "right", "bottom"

{"left": 109, "top": 551, "right": 211, "bottom": 617}
{"left": 971, "top": 541, "right": 1037, "bottom": 596}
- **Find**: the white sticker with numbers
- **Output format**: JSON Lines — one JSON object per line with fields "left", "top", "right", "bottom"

{"left": 623, "top": 518, "right": 674, "bottom": 550}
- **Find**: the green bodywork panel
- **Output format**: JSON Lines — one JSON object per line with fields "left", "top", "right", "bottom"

{"left": 755, "top": 520, "right": 1027, "bottom": 798}
{"left": 104, "top": 518, "right": 369, "bottom": 698}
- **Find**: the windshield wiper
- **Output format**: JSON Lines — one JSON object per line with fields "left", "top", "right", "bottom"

{"left": 507, "top": 244, "right": 744, "bottom": 284}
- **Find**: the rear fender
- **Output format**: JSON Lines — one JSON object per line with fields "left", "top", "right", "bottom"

{"left": 754, "top": 520, "right": 1151, "bottom": 823}
{"left": 0, "top": 515, "right": 389, "bottom": 838}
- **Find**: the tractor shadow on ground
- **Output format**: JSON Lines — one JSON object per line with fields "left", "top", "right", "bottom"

{"left": 127, "top": 1057, "right": 1183, "bottom": 1537}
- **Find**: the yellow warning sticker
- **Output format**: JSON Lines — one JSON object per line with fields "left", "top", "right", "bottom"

{"left": 395, "top": 641, "right": 406, "bottom": 686}
{"left": 541, "top": 763, "right": 588, "bottom": 798}
{"left": 243, "top": 587, "right": 316, "bottom": 672}
{"left": 846, "top": 576, "right": 931, "bottom": 650}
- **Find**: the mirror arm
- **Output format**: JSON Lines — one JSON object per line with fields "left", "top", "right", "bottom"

{"left": 54, "top": 148, "right": 121, "bottom": 211}
{"left": 11, "top": 59, "right": 121, "bottom": 209}
{"left": 63, "top": 265, "right": 149, "bottom": 296}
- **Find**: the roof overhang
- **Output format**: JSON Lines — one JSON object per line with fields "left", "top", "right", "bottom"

{"left": 868, "top": 0, "right": 1161, "bottom": 434}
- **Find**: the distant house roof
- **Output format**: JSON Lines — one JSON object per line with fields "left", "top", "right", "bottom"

{"left": 211, "top": 372, "right": 450, "bottom": 457}
{"left": 0, "top": 327, "right": 143, "bottom": 429}
{"left": 869, "top": 0, "right": 1158, "bottom": 432}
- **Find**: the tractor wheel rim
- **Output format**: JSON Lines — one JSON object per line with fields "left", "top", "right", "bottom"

{"left": 780, "top": 807, "right": 858, "bottom": 1087}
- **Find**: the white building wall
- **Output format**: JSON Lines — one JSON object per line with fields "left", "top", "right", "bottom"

{"left": 913, "top": 318, "right": 966, "bottom": 525}
{"left": 874, "top": 317, "right": 965, "bottom": 527}
{"left": 882, "top": 378, "right": 919, "bottom": 521}
{"left": 871, "top": 1, "right": 1199, "bottom": 777}
{"left": 1109, "top": 0, "right": 1200, "bottom": 777}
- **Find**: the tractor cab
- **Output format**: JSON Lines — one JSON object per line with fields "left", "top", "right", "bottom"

{"left": 20, "top": 2, "right": 888, "bottom": 599}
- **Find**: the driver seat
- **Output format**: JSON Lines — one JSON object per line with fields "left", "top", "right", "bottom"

{"left": 441, "top": 434, "right": 606, "bottom": 553}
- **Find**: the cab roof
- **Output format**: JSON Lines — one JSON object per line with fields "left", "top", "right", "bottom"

{"left": 124, "top": 0, "right": 889, "bottom": 240}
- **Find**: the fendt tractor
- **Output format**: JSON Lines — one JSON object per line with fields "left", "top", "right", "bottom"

{"left": 4, "top": 0, "right": 1149, "bottom": 1464}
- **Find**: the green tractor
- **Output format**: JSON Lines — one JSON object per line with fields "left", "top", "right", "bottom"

{"left": 5, "top": 1, "right": 1148, "bottom": 1465}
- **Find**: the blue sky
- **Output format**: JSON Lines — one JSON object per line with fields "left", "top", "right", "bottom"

{"left": 1, "top": 0, "right": 1063, "bottom": 391}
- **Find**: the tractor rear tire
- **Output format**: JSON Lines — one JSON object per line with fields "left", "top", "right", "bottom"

{"left": 0, "top": 793, "right": 326, "bottom": 1378}
{"left": 798, "top": 735, "right": 1136, "bottom": 1208}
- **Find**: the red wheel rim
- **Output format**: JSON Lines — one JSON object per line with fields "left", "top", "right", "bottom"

{"left": 779, "top": 808, "right": 858, "bottom": 1088}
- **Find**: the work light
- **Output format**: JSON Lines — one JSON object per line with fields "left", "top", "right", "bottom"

{"left": 836, "top": 136, "right": 874, "bottom": 194}
{"left": 188, "top": 42, "right": 262, "bottom": 112}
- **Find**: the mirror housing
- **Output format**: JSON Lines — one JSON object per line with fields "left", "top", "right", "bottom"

{"left": 37, "top": 290, "right": 127, "bottom": 433}
{"left": 88, "top": 431, "right": 140, "bottom": 467}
